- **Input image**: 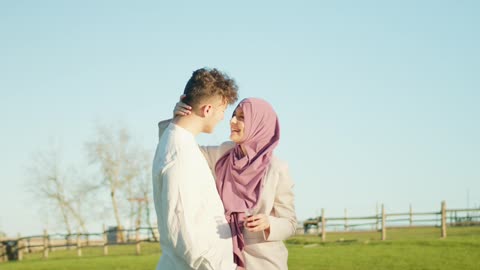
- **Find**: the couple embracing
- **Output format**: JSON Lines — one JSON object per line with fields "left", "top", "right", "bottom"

{"left": 152, "top": 68, "right": 296, "bottom": 270}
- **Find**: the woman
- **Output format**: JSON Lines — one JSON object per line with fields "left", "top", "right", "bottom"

{"left": 158, "top": 97, "right": 296, "bottom": 270}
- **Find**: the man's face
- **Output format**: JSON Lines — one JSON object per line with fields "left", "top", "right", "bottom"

{"left": 203, "top": 97, "right": 227, "bottom": 133}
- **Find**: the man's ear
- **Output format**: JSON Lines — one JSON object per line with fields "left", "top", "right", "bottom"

{"left": 200, "top": 104, "right": 213, "bottom": 117}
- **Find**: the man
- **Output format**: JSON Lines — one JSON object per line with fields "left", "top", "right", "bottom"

{"left": 152, "top": 68, "right": 239, "bottom": 270}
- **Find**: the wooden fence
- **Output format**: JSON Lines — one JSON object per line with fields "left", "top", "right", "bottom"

{"left": 302, "top": 201, "right": 480, "bottom": 241}
{"left": 0, "top": 223, "right": 158, "bottom": 263}
{"left": 2, "top": 201, "right": 480, "bottom": 263}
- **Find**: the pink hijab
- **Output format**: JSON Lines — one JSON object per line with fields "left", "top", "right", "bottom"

{"left": 214, "top": 98, "right": 280, "bottom": 269}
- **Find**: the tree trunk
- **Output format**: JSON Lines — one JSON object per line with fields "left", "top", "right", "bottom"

{"left": 59, "top": 199, "right": 73, "bottom": 249}
{"left": 110, "top": 190, "right": 124, "bottom": 242}
{"left": 59, "top": 199, "right": 72, "bottom": 235}
{"left": 137, "top": 202, "right": 143, "bottom": 228}
{"left": 66, "top": 204, "right": 88, "bottom": 234}
{"left": 144, "top": 192, "right": 157, "bottom": 241}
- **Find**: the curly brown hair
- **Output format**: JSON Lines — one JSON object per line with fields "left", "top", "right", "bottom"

{"left": 182, "top": 68, "right": 239, "bottom": 108}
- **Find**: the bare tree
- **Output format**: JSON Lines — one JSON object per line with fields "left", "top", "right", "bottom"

{"left": 86, "top": 124, "right": 147, "bottom": 242}
{"left": 65, "top": 169, "right": 100, "bottom": 234}
{"left": 137, "top": 151, "right": 156, "bottom": 240}
{"left": 123, "top": 149, "right": 144, "bottom": 231}
{"left": 124, "top": 150, "right": 155, "bottom": 239}
{"left": 128, "top": 151, "right": 153, "bottom": 223}
{"left": 27, "top": 145, "right": 73, "bottom": 235}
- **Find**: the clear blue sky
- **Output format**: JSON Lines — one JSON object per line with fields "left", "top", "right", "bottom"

{"left": 1, "top": 0, "right": 479, "bottom": 236}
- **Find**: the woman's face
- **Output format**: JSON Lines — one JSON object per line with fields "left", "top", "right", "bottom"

{"left": 230, "top": 106, "right": 246, "bottom": 143}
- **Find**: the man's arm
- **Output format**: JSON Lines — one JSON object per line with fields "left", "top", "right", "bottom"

{"left": 160, "top": 157, "right": 216, "bottom": 270}
{"left": 158, "top": 119, "right": 172, "bottom": 141}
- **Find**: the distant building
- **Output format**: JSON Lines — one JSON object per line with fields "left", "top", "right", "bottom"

{"left": 303, "top": 217, "right": 320, "bottom": 234}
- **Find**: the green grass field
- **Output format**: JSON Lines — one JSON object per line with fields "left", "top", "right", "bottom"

{"left": 2, "top": 227, "right": 479, "bottom": 270}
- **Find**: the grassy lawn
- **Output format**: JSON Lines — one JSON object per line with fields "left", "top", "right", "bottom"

{"left": 2, "top": 227, "right": 479, "bottom": 270}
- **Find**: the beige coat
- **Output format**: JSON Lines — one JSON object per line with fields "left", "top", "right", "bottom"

{"left": 200, "top": 142, "right": 297, "bottom": 270}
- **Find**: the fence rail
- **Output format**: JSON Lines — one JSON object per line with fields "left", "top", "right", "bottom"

{"left": 0, "top": 223, "right": 158, "bottom": 263}
{"left": 302, "top": 201, "right": 480, "bottom": 241}
{"left": 2, "top": 201, "right": 480, "bottom": 263}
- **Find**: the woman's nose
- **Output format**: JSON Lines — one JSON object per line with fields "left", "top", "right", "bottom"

{"left": 231, "top": 116, "right": 237, "bottom": 124}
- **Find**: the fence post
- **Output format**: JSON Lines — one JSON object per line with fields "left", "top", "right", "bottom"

{"left": 66, "top": 233, "right": 71, "bottom": 250}
{"left": 409, "top": 204, "right": 413, "bottom": 227}
{"left": 76, "top": 233, "right": 82, "bottom": 257}
{"left": 441, "top": 201, "right": 447, "bottom": 238}
{"left": 17, "top": 233, "right": 23, "bottom": 261}
{"left": 118, "top": 225, "right": 125, "bottom": 243}
{"left": 103, "top": 224, "right": 108, "bottom": 256}
{"left": 43, "top": 229, "right": 49, "bottom": 259}
{"left": 381, "top": 204, "right": 386, "bottom": 241}
{"left": 136, "top": 221, "right": 141, "bottom": 255}
{"left": 344, "top": 208, "right": 348, "bottom": 231}
{"left": 376, "top": 203, "right": 380, "bottom": 231}
{"left": 48, "top": 233, "right": 52, "bottom": 253}
{"left": 321, "top": 208, "right": 326, "bottom": 242}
